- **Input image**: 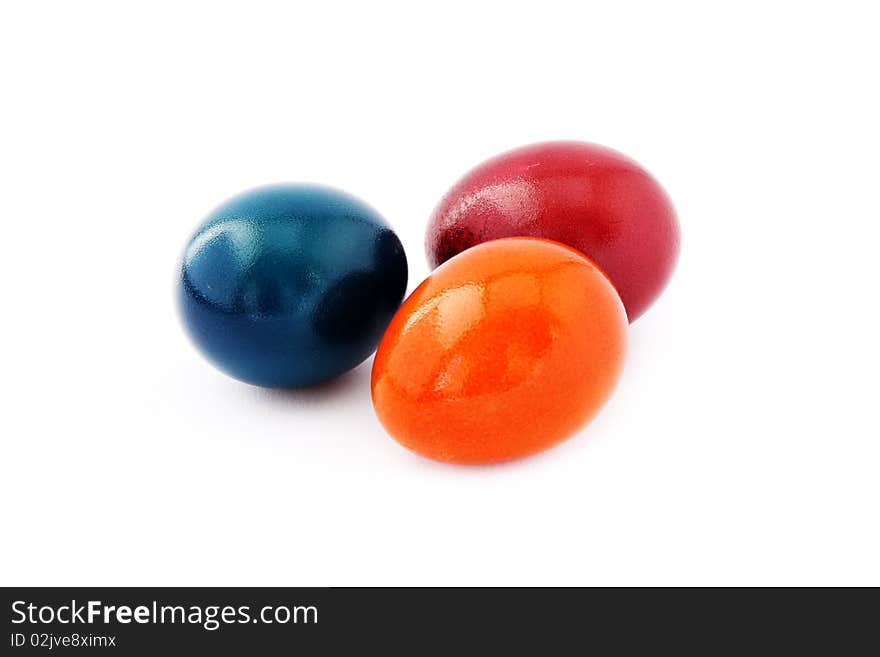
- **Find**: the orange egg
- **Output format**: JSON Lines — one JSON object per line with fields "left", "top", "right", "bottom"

{"left": 371, "top": 237, "right": 627, "bottom": 464}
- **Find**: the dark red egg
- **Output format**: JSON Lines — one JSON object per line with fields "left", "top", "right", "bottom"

{"left": 426, "top": 141, "right": 680, "bottom": 322}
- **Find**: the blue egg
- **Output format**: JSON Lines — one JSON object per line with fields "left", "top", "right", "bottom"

{"left": 178, "top": 184, "right": 408, "bottom": 387}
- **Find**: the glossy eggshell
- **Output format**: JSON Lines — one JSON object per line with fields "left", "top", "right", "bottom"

{"left": 372, "top": 238, "right": 627, "bottom": 464}
{"left": 178, "top": 184, "right": 408, "bottom": 387}
{"left": 426, "top": 141, "right": 680, "bottom": 322}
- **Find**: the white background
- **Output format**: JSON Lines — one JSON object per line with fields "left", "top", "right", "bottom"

{"left": 2, "top": 1, "right": 878, "bottom": 586}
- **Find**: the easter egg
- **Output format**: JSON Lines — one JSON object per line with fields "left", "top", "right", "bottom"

{"left": 426, "top": 141, "right": 680, "bottom": 322}
{"left": 178, "top": 184, "right": 408, "bottom": 387}
{"left": 372, "top": 238, "right": 627, "bottom": 464}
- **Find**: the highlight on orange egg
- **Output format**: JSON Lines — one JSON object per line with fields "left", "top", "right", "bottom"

{"left": 371, "top": 237, "right": 627, "bottom": 464}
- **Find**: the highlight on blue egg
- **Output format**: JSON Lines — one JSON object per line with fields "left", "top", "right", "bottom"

{"left": 178, "top": 184, "right": 408, "bottom": 387}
